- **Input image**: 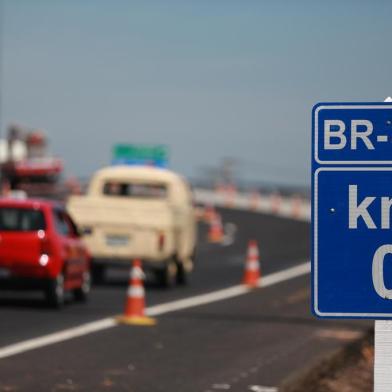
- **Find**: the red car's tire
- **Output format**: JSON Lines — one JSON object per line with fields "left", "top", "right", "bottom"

{"left": 45, "top": 272, "right": 65, "bottom": 308}
{"left": 74, "top": 271, "right": 91, "bottom": 302}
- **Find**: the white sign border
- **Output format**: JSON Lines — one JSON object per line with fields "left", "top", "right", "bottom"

{"left": 314, "top": 167, "right": 392, "bottom": 318}
{"left": 314, "top": 105, "right": 392, "bottom": 165}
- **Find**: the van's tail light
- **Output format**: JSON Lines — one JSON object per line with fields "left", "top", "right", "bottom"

{"left": 158, "top": 232, "right": 165, "bottom": 252}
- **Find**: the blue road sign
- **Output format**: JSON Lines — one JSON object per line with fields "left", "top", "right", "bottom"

{"left": 312, "top": 103, "right": 392, "bottom": 318}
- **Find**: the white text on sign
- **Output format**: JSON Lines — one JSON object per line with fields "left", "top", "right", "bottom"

{"left": 348, "top": 184, "right": 392, "bottom": 299}
{"left": 324, "top": 120, "right": 389, "bottom": 150}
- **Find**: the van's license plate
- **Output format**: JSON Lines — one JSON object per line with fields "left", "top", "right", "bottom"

{"left": 0, "top": 268, "right": 10, "bottom": 278}
{"left": 106, "top": 235, "right": 129, "bottom": 246}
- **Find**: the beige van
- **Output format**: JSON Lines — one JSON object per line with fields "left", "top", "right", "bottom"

{"left": 67, "top": 166, "right": 197, "bottom": 286}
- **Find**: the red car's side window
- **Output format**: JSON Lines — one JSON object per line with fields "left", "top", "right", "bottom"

{"left": 63, "top": 213, "right": 79, "bottom": 238}
{"left": 52, "top": 210, "right": 73, "bottom": 237}
{"left": 52, "top": 209, "right": 79, "bottom": 238}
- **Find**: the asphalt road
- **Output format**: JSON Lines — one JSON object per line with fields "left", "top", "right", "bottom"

{"left": 0, "top": 208, "right": 369, "bottom": 391}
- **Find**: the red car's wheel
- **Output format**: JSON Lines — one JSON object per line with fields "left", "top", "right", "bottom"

{"left": 74, "top": 271, "right": 91, "bottom": 302}
{"left": 46, "top": 272, "right": 65, "bottom": 308}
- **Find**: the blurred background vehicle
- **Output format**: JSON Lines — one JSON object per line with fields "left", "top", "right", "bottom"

{"left": 0, "top": 198, "right": 91, "bottom": 307}
{"left": 0, "top": 124, "right": 64, "bottom": 198}
{"left": 67, "top": 165, "right": 197, "bottom": 287}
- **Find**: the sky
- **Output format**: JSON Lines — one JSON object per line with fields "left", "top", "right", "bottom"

{"left": 1, "top": 0, "right": 392, "bottom": 186}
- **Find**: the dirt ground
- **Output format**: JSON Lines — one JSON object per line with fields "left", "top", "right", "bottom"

{"left": 281, "top": 330, "right": 374, "bottom": 392}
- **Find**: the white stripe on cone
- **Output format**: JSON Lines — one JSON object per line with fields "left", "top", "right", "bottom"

{"left": 130, "top": 267, "right": 145, "bottom": 279}
{"left": 248, "top": 247, "right": 259, "bottom": 258}
{"left": 247, "top": 261, "right": 260, "bottom": 271}
{"left": 127, "top": 286, "right": 145, "bottom": 298}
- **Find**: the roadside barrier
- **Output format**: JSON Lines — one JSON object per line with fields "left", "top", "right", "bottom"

{"left": 270, "top": 192, "right": 282, "bottom": 214}
{"left": 249, "top": 190, "right": 261, "bottom": 211}
{"left": 193, "top": 188, "right": 311, "bottom": 222}
{"left": 242, "top": 240, "right": 261, "bottom": 287}
{"left": 291, "top": 195, "right": 303, "bottom": 219}
{"left": 214, "top": 182, "right": 226, "bottom": 193}
{"left": 208, "top": 212, "right": 224, "bottom": 243}
{"left": 116, "top": 259, "right": 156, "bottom": 326}
{"left": 224, "top": 185, "right": 237, "bottom": 208}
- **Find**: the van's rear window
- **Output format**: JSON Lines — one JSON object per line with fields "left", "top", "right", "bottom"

{"left": 0, "top": 208, "right": 46, "bottom": 231}
{"left": 103, "top": 182, "right": 168, "bottom": 198}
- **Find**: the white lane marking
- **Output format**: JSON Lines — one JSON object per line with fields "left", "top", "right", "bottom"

{"left": 146, "top": 285, "right": 249, "bottom": 316}
{"left": 0, "top": 261, "right": 310, "bottom": 360}
{"left": 248, "top": 386, "right": 278, "bottom": 392}
{"left": 147, "top": 261, "right": 310, "bottom": 316}
{"left": 0, "top": 318, "right": 116, "bottom": 360}
{"left": 212, "top": 383, "right": 231, "bottom": 390}
{"left": 261, "top": 262, "right": 310, "bottom": 288}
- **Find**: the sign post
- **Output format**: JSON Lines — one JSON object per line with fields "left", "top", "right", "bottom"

{"left": 374, "top": 320, "right": 392, "bottom": 390}
{"left": 312, "top": 100, "right": 392, "bottom": 391}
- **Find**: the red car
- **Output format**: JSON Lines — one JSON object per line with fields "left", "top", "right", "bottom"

{"left": 0, "top": 198, "right": 91, "bottom": 307}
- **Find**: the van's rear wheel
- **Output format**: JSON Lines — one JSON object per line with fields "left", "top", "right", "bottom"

{"left": 46, "top": 273, "right": 65, "bottom": 308}
{"left": 91, "top": 264, "right": 105, "bottom": 285}
{"left": 156, "top": 259, "right": 178, "bottom": 288}
{"left": 176, "top": 262, "right": 190, "bottom": 285}
{"left": 177, "top": 249, "right": 195, "bottom": 285}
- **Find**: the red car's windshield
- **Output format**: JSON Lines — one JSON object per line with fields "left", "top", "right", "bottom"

{"left": 0, "top": 207, "right": 46, "bottom": 231}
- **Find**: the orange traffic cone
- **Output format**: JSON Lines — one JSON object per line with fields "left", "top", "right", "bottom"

{"left": 242, "top": 240, "right": 261, "bottom": 287}
{"left": 116, "top": 259, "right": 156, "bottom": 326}
{"left": 208, "top": 212, "right": 224, "bottom": 243}
{"left": 204, "top": 204, "right": 216, "bottom": 224}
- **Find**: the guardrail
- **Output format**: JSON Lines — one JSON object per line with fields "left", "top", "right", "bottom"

{"left": 193, "top": 188, "right": 311, "bottom": 222}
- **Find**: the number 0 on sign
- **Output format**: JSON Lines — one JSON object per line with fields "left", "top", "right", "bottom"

{"left": 312, "top": 103, "right": 392, "bottom": 318}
